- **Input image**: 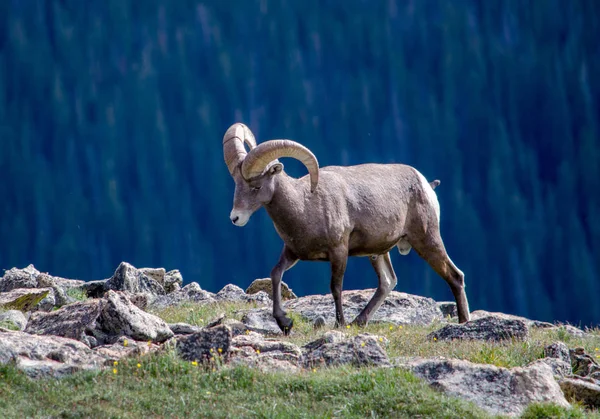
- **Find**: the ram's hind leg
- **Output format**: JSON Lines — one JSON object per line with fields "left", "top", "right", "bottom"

{"left": 352, "top": 252, "right": 398, "bottom": 326}
{"left": 409, "top": 231, "right": 470, "bottom": 323}
{"left": 271, "top": 246, "right": 299, "bottom": 335}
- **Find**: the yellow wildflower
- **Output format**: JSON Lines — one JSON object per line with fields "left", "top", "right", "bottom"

{"left": 191, "top": 361, "right": 198, "bottom": 366}
{"left": 433, "top": 337, "right": 437, "bottom": 341}
{"left": 137, "top": 363, "right": 141, "bottom": 368}
{"left": 256, "top": 349, "right": 261, "bottom": 354}
{"left": 147, "top": 340, "right": 152, "bottom": 347}
{"left": 346, "top": 325, "right": 350, "bottom": 329}
{"left": 112, "top": 368, "right": 117, "bottom": 374}
{"left": 113, "top": 361, "right": 118, "bottom": 366}
{"left": 312, "top": 368, "right": 317, "bottom": 373}
{"left": 123, "top": 339, "right": 128, "bottom": 347}
{"left": 360, "top": 342, "right": 366, "bottom": 347}
{"left": 379, "top": 337, "right": 383, "bottom": 342}
{"left": 398, "top": 325, "right": 403, "bottom": 329}
{"left": 218, "top": 348, "right": 223, "bottom": 353}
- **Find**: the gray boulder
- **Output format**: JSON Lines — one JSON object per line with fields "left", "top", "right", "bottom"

{"left": 0, "top": 288, "right": 52, "bottom": 311}
{"left": 428, "top": 316, "right": 529, "bottom": 342}
{"left": 176, "top": 325, "right": 232, "bottom": 363}
{"left": 240, "top": 308, "right": 282, "bottom": 335}
{"left": 164, "top": 270, "right": 183, "bottom": 293}
{"left": 105, "top": 262, "right": 166, "bottom": 297}
{"left": 470, "top": 310, "right": 554, "bottom": 328}
{"left": 215, "top": 284, "right": 271, "bottom": 305}
{"left": 559, "top": 377, "right": 600, "bottom": 409}
{"left": 399, "top": 357, "right": 570, "bottom": 416}
{"left": 168, "top": 323, "right": 203, "bottom": 335}
{"left": 25, "top": 300, "right": 103, "bottom": 347}
{"left": 0, "top": 265, "right": 41, "bottom": 292}
{"left": 245, "top": 278, "right": 297, "bottom": 300}
{"left": 284, "top": 289, "right": 442, "bottom": 326}
{"left": 303, "top": 331, "right": 389, "bottom": 368}
{"left": 0, "top": 328, "right": 107, "bottom": 378}
{"left": 98, "top": 290, "right": 173, "bottom": 343}
{"left": 231, "top": 331, "right": 302, "bottom": 372}
{"left": 0, "top": 310, "right": 28, "bottom": 331}
{"left": 150, "top": 282, "right": 215, "bottom": 309}
{"left": 545, "top": 341, "right": 571, "bottom": 364}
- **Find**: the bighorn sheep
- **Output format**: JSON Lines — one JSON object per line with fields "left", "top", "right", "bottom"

{"left": 224, "top": 123, "right": 470, "bottom": 334}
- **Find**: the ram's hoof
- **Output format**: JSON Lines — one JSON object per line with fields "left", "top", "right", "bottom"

{"left": 276, "top": 316, "right": 294, "bottom": 335}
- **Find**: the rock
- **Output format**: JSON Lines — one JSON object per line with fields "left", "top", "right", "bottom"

{"left": 36, "top": 272, "right": 85, "bottom": 292}
{"left": 25, "top": 300, "right": 103, "bottom": 347}
{"left": 553, "top": 324, "right": 590, "bottom": 338}
{"left": 0, "top": 329, "right": 107, "bottom": 378}
{"left": 437, "top": 302, "right": 458, "bottom": 319}
{"left": 138, "top": 267, "right": 166, "bottom": 285}
{"left": 470, "top": 310, "right": 554, "bottom": 328}
{"left": 215, "top": 284, "right": 271, "bottom": 305}
{"left": 168, "top": 323, "right": 202, "bottom": 335}
{"left": 245, "top": 278, "right": 297, "bottom": 300}
{"left": 529, "top": 357, "right": 572, "bottom": 378}
{"left": 428, "top": 316, "right": 529, "bottom": 342}
{"left": 399, "top": 357, "right": 570, "bottom": 416}
{"left": 93, "top": 336, "right": 159, "bottom": 361}
{"left": 545, "top": 342, "right": 571, "bottom": 364}
{"left": 35, "top": 288, "right": 57, "bottom": 311}
{"left": 176, "top": 325, "right": 232, "bottom": 362}
{"left": 97, "top": 291, "right": 173, "bottom": 343}
{"left": 240, "top": 309, "right": 282, "bottom": 335}
{"left": 150, "top": 282, "right": 216, "bottom": 309}
{"left": 559, "top": 377, "right": 600, "bottom": 408}
{"left": 164, "top": 270, "right": 183, "bottom": 293}
{"left": 81, "top": 279, "right": 109, "bottom": 298}
{"left": 284, "top": 289, "right": 442, "bottom": 326}
{"left": 230, "top": 331, "right": 302, "bottom": 372}
{"left": 0, "top": 265, "right": 41, "bottom": 292}
{"left": 0, "top": 288, "right": 52, "bottom": 311}
{"left": 105, "top": 262, "right": 166, "bottom": 297}
{"left": 313, "top": 316, "right": 326, "bottom": 329}
{"left": 570, "top": 347, "right": 600, "bottom": 377}
{"left": 0, "top": 310, "right": 28, "bottom": 331}
{"left": 303, "top": 331, "right": 389, "bottom": 368}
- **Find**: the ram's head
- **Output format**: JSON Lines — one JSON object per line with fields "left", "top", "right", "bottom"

{"left": 223, "top": 123, "right": 319, "bottom": 226}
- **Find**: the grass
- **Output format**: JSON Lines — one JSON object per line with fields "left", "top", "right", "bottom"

{"left": 2, "top": 300, "right": 600, "bottom": 417}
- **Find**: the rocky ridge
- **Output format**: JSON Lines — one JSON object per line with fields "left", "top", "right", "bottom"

{"left": 1, "top": 264, "right": 599, "bottom": 416}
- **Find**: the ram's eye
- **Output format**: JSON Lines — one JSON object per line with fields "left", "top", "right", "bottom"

{"left": 251, "top": 186, "right": 262, "bottom": 191}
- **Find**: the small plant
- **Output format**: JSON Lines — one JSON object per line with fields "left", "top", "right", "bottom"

{"left": 66, "top": 287, "right": 88, "bottom": 301}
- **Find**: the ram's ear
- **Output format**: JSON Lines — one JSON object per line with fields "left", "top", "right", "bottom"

{"left": 268, "top": 163, "right": 283, "bottom": 176}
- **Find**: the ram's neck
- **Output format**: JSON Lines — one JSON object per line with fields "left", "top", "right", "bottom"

{"left": 264, "top": 172, "right": 307, "bottom": 236}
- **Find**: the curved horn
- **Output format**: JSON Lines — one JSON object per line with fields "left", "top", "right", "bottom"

{"left": 241, "top": 140, "right": 319, "bottom": 192}
{"left": 223, "top": 123, "right": 257, "bottom": 175}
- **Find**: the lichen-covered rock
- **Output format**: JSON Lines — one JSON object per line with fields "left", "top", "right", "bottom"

{"left": 105, "top": 262, "right": 166, "bottom": 297}
{"left": 150, "top": 282, "right": 215, "bottom": 309}
{"left": 285, "top": 289, "right": 442, "bottom": 327}
{"left": 303, "top": 331, "right": 389, "bottom": 368}
{"left": 0, "top": 288, "right": 52, "bottom": 311}
{"left": 176, "top": 325, "right": 232, "bottom": 362}
{"left": 428, "top": 316, "right": 529, "bottom": 342}
{"left": 245, "top": 278, "right": 297, "bottom": 300}
{"left": 570, "top": 347, "right": 600, "bottom": 377}
{"left": 215, "top": 284, "right": 271, "bottom": 305}
{"left": 25, "top": 300, "right": 103, "bottom": 347}
{"left": 98, "top": 291, "right": 173, "bottom": 343}
{"left": 0, "top": 265, "right": 41, "bottom": 292}
{"left": 0, "top": 310, "right": 28, "bottom": 331}
{"left": 399, "top": 357, "right": 570, "bottom": 416}
{"left": 560, "top": 377, "right": 600, "bottom": 408}
{"left": 168, "top": 323, "right": 202, "bottom": 335}
{"left": 545, "top": 341, "right": 571, "bottom": 364}
{"left": 240, "top": 309, "right": 282, "bottom": 335}
{"left": 231, "top": 331, "right": 302, "bottom": 372}
{"left": 470, "top": 310, "right": 553, "bottom": 328}
{"left": 0, "top": 329, "right": 107, "bottom": 378}
{"left": 164, "top": 270, "right": 183, "bottom": 293}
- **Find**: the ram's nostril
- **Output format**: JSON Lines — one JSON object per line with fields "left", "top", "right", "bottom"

{"left": 231, "top": 216, "right": 239, "bottom": 224}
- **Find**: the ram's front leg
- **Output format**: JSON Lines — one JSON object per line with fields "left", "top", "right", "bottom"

{"left": 271, "top": 246, "right": 299, "bottom": 335}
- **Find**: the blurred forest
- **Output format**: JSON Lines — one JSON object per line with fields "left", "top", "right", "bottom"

{"left": 1, "top": 0, "right": 599, "bottom": 326}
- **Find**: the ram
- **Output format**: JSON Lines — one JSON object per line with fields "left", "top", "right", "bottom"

{"left": 224, "top": 123, "right": 470, "bottom": 334}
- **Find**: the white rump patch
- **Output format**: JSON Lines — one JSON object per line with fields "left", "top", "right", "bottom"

{"left": 418, "top": 172, "right": 441, "bottom": 222}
